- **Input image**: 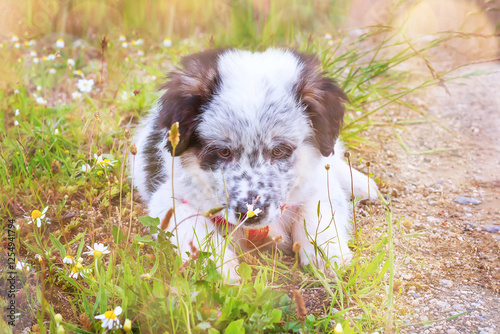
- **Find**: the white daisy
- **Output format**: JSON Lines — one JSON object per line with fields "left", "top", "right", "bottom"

{"left": 121, "top": 91, "right": 129, "bottom": 100}
{"left": 95, "top": 306, "right": 122, "bottom": 330}
{"left": 35, "top": 254, "right": 43, "bottom": 262}
{"left": 27, "top": 207, "right": 50, "bottom": 227}
{"left": 246, "top": 203, "right": 262, "bottom": 218}
{"left": 73, "top": 70, "right": 84, "bottom": 77}
{"left": 67, "top": 58, "right": 75, "bottom": 67}
{"left": 27, "top": 40, "right": 36, "bottom": 46}
{"left": 16, "top": 260, "right": 30, "bottom": 271}
{"left": 36, "top": 97, "right": 47, "bottom": 105}
{"left": 325, "top": 33, "right": 333, "bottom": 40}
{"left": 84, "top": 243, "right": 111, "bottom": 258}
{"left": 77, "top": 79, "right": 94, "bottom": 93}
{"left": 14, "top": 89, "right": 19, "bottom": 94}
{"left": 33, "top": 57, "right": 39, "bottom": 64}
{"left": 49, "top": 68, "right": 56, "bottom": 74}
{"left": 55, "top": 39, "right": 65, "bottom": 48}
{"left": 54, "top": 128, "right": 59, "bottom": 135}
{"left": 69, "top": 263, "right": 84, "bottom": 279}
{"left": 36, "top": 85, "right": 42, "bottom": 91}
{"left": 30, "top": 50, "right": 37, "bottom": 57}
{"left": 63, "top": 255, "right": 75, "bottom": 264}
{"left": 122, "top": 42, "right": 128, "bottom": 48}
{"left": 94, "top": 154, "right": 117, "bottom": 168}
{"left": 14, "top": 120, "right": 19, "bottom": 126}
{"left": 14, "top": 42, "right": 20, "bottom": 49}
{"left": 119, "top": 35, "right": 126, "bottom": 42}
{"left": 137, "top": 50, "right": 144, "bottom": 56}
{"left": 11, "top": 36, "right": 19, "bottom": 43}
{"left": 46, "top": 54, "right": 56, "bottom": 61}
{"left": 72, "top": 91, "right": 82, "bottom": 99}
{"left": 81, "top": 164, "right": 92, "bottom": 172}
{"left": 15, "top": 109, "right": 19, "bottom": 116}
{"left": 134, "top": 39, "right": 143, "bottom": 45}
{"left": 163, "top": 38, "right": 172, "bottom": 47}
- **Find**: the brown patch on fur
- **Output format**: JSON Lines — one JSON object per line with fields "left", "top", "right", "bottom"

{"left": 292, "top": 51, "right": 348, "bottom": 156}
{"left": 160, "top": 208, "right": 174, "bottom": 230}
{"left": 158, "top": 48, "right": 230, "bottom": 155}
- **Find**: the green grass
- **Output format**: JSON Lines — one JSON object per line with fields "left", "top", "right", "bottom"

{"left": 0, "top": 0, "right": 484, "bottom": 333}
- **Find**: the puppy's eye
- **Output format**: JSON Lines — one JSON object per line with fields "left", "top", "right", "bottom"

{"left": 218, "top": 148, "right": 232, "bottom": 158}
{"left": 271, "top": 146, "right": 291, "bottom": 159}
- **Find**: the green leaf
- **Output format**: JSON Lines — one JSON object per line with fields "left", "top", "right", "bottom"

{"left": 50, "top": 234, "right": 66, "bottom": 258}
{"left": 225, "top": 319, "right": 245, "bottom": 334}
{"left": 237, "top": 262, "right": 251, "bottom": 281}
{"left": 112, "top": 225, "right": 126, "bottom": 245}
{"left": 138, "top": 215, "right": 160, "bottom": 234}
{"left": 270, "top": 309, "right": 282, "bottom": 323}
{"left": 133, "top": 235, "right": 154, "bottom": 245}
{"left": 197, "top": 321, "right": 212, "bottom": 330}
{"left": 205, "top": 261, "right": 222, "bottom": 283}
{"left": 138, "top": 215, "right": 160, "bottom": 227}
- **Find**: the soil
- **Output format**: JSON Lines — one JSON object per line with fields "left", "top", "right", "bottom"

{"left": 357, "top": 56, "right": 500, "bottom": 333}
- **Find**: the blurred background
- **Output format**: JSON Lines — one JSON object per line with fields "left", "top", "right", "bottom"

{"left": 1, "top": 0, "right": 498, "bottom": 48}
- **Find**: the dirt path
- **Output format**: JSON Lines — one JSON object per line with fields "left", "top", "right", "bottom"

{"left": 364, "top": 61, "right": 500, "bottom": 333}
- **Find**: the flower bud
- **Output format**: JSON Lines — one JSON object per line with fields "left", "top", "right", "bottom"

{"left": 124, "top": 319, "right": 132, "bottom": 331}
{"left": 129, "top": 144, "right": 137, "bottom": 156}
{"left": 54, "top": 313, "right": 62, "bottom": 324}
{"left": 168, "top": 122, "right": 180, "bottom": 148}
{"left": 292, "top": 242, "right": 301, "bottom": 253}
{"left": 325, "top": 164, "right": 330, "bottom": 171}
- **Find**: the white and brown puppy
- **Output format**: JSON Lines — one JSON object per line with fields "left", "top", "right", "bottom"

{"left": 131, "top": 48, "right": 378, "bottom": 281}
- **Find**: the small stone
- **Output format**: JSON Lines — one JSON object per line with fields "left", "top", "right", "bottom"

{"left": 452, "top": 304, "right": 465, "bottom": 311}
{"left": 435, "top": 301, "right": 451, "bottom": 310}
{"left": 453, "top": 197, "right": 482, "bottom": 205}
{"left": 482, "top": 225, "right": 500, "bottom": 233}
{"left": 447, "top": 329, "right": 458, "bottom": 334}
{"left": 428, "top": 199, "right": 438, "bottom": 205}
{"left": 427, "top": 216, "right": 440, "bottom": 223}
{"left": 439, "top": 279, "right": 453, "bottom": 288}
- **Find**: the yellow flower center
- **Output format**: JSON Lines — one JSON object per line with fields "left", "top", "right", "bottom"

{"left": 104, "top": 159, "right": 110, "bottom": 165}
{"left": 66, "top": 255, "right": 74, "bottom": 260}
{"left": 97, "top": 171, "right": 103, "bottom": 176}
{"left": 247, "top": 211, "right": 256, "bottom": 218}
{"left": 94, "top": 250, "right": 103, "bottom": 257}
{"left": 32, "top": 210, "right": 42, "bottom": 219}
{"left": 104, "top": 311, "right": 117, "bottom": 319}
{"left": 71, "top": 265, "right": 79, "bottom": 273}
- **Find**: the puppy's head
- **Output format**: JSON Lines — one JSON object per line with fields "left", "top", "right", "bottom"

{"left": 158, "top": 49, "right": 347, "bottom": 227}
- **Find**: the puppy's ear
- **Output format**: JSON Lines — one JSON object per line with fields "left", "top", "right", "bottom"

{"left": 294, "top": 52, "right": 348, "bottom": 157}
{"left": 158, "top": 49, "right": 227, "bottom": 156}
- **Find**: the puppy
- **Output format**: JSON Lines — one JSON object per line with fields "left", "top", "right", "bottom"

{"left": 131, "top": 48, "right": 378, "bottom": 281}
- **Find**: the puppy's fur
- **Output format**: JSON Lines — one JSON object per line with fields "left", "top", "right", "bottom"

{"left": 131, "top": 49, "right": 378, "bottom": 281}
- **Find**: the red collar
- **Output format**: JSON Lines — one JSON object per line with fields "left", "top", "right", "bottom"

{"left": 212, "top": 216, "right": 269, "bottom": 247}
